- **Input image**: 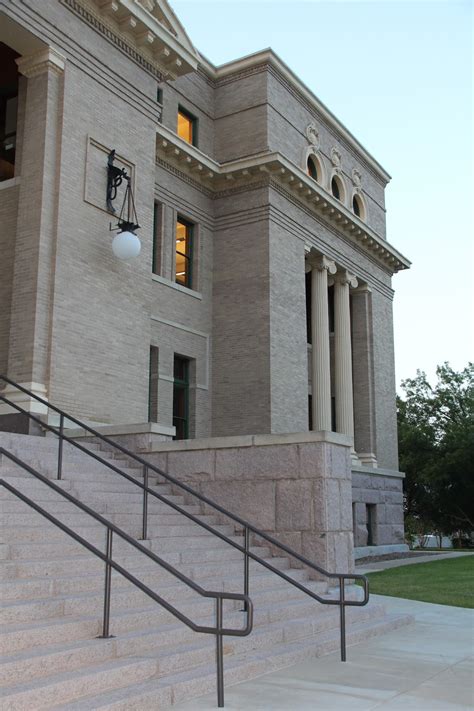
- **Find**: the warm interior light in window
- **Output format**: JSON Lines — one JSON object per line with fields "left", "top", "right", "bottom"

{"left": 177, "top": 110, "right": 194, "bottom": 144}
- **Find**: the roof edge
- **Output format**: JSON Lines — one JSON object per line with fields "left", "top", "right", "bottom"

{"left": 199, "top": 48, "right": 391, "bottom": 184}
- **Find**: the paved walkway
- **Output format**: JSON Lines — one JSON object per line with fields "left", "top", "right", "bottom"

{"left": 175, "top": 594, "right": 474, "bottom": 710}
{"left": 356, "top": 550, "right": 473, "bottom": 574}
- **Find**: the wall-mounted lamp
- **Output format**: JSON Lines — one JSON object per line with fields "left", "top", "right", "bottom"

{"left": 106, "top": 150, "right": 141, "bottom": 261}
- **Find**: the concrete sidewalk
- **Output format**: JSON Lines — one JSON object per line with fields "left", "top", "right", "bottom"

{"left": 174, "top": 596, "right": 474, "bottom": 710}
{"left": 357, "top": 550, "right": 473, "bottom": 574}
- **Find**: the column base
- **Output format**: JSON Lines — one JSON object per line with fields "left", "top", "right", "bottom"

{"left": 357, "top": 452, "right": 378, "bottom": 467}
{"left": 0, "top": 381, "right": 48, "bottom": 419}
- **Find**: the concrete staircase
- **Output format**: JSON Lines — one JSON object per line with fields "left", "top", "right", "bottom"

{"left": 0, "top": 432, "right": 412, "bottom": 710}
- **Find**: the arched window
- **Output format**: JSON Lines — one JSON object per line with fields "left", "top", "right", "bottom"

{"left": 353, "top": 194, "right": 361, "bottom": 216}
{"left": 352, "top": 193, "right": 366, "bottom": 220}
{"left": 307, "top": 156, "right": 318, "bottom": 181}
{"left": 331, "top": 176, "right": 343, "bottom": 201}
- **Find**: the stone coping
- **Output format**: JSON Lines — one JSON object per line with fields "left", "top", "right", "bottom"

{"left": 354, "top": 544, "right": 409, "bottom": 560}
{"left": 142, "top": 430, "right": 352, "bottom": 453}
{"left": 65, "top": 422, "right": 176, "bottom": 438}
{"left": 352, "top": 464, "right": 405, "bottom": 479}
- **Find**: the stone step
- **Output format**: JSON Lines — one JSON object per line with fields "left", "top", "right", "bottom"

{"left": 0, "top": 525, "right": 243, "bottom": 551}
{"left": 0, "top": 475, "right": 175, "bottom": 496}
{"left": 0, "top": 496, "right": 201, "bottom": 517}
{"left": 1, "top": 548, "right": 296, "bottom": 597}
{"left": 0, "top": 510, "right": 233, "bottom": 537}
{"left": 0, "top": 655, "right": 160, "bottom": 710}
{"left": 48, "top": 611, "right": 413, "bottom": 711}
{"left": 1, "top": 586, "right": 346, "bottom": 688}
{"left": 0, "top": 462, "right": 153, "bottom": 483}
{"left": 0, "top": 559, "right": 313, "bottom": 603}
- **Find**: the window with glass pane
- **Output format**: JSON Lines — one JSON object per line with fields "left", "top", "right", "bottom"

{"left": 0, "top": 43, "right": 20, "bottom": 182}
{"left": 175, "top": 217, "right": 193, "bottom": 288}
{"left": 152, "top": 202, "right": 162, "bottom": 275}
{"left": 173, "top": 356, "right": 189, "bottom": 440}
{"left": 177, "top": 107, "right": 196, "bottom": 146}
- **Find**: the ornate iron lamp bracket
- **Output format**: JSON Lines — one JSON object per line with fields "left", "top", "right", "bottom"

{"left": 106, "top": 150, "right": 128, "bottom": 214}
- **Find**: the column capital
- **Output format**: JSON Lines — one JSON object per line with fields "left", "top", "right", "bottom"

{"left": 308, "top": 254, "right": 337, "bottom": 275}
{"left": 334, "top": 269, "right": 358, "bottom": 289}
{"left": 16, "top": 47, "right": 66, "bottom": 79}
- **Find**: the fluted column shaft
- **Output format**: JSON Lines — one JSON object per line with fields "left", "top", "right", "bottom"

{"left": 310, "top": 256, "right": 336, "bottom": 431}
{"left": 334, "top": 270, "right": 358, "bottom": 439}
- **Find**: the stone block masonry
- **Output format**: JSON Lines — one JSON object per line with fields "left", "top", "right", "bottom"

{"left": 144, "top": 432, "right": 355, "bottom": 575}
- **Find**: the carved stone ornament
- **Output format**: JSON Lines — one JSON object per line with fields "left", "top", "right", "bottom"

{"left": 331, "top": 147, "right": 342, "bottom": 173}
{"left": 352, "top": 168, "right": 362, "bottom": 193}
{"left": 305, "top": 122, "right": 320, "bottom": 150}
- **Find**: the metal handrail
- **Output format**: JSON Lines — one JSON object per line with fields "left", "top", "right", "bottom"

{"left": 0, "top": 375, "right": 369, "bottom": 663}
{"left": 0, "top": 448, "right": 252, "bottom": 708}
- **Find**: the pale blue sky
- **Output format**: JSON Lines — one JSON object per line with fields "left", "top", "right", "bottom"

{"left": 170, "top": 0, "right": 473, "bottom": 388}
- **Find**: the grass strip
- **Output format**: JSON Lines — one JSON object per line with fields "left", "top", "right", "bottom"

{"left": 363, "top": 555, "right": 474, "bottom": 609}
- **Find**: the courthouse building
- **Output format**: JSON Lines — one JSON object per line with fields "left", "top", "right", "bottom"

{"left": 0, "top": 0, "right": 410, "bottom": 555}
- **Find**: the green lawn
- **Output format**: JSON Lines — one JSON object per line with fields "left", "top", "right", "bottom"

{"left": 363, "top": 555, "right": 474, "bottom": 608}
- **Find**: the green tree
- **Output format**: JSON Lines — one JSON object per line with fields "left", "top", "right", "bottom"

{"left": 398, "top": 363, "right": 474, "bottom": 542}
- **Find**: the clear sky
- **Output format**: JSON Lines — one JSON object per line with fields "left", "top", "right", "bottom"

{"left": 170, "top": 0, "right": 473, "bottom": 388}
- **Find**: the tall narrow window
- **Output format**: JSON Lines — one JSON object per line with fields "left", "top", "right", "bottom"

{"left": 148, "top": 346, "right": 159, "bottom": 422}
{"left": 366, "top": 504, "right": 376, "bottom": 546}
{"left": 0, "top": 43, "right": 20, "bottom": 182}
{"left": 175, "top": 217, "right": 193, "bottom": 288}
{"left": 152, "top": 201, "right": 162, "bottom": 275}
{"left": 177, "top": 106, "right": 197, "bottom": 146}
{"left": 173, "top": 355, "right": 189, "bottom": 440}
{"left": 305, "top": 270, "right": 312, "bottom": 344}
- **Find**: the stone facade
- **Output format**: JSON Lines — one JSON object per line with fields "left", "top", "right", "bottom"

{"left": 0, "top": 0, "right": 410, "bottom": 553}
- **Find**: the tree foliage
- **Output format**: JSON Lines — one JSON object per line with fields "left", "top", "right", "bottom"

{"left": 397, "top": 362, "right": 474, "bottom": 540}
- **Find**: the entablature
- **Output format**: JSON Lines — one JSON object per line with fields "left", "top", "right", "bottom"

{"left": 62, "top": 0, "right": 199, "bottom": 79}
{"left": 156, "top": 124, "right": 411, "bottom": 275}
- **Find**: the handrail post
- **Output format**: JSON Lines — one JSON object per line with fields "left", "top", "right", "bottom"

{"left": 339, "top": 575, "right": 346, "bottom": 662}
{"left": 216, "top": 597, "right": 224, "bottom": 708}
{"left": 142, "top": 464, "right": 148, "bottom": 540}
{"left": 99, "top": 528, "right": 114, "bottom": 639}
{"left": 57, "top": 414, "right": 64, "bottom": 480}
{"left": 242, "top": 526, "right": 250, "bottom": 612}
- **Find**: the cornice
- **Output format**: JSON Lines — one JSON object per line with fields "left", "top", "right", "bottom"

{"left": 156, "top": 125, "right": 410, "bottom": 275}
{"left": 60, "top": 0, "right": 199, "bottom": 79}
{"left": 199, "top": 49, "right": 391, "bottom": 185}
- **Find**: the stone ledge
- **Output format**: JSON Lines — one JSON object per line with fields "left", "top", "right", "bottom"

{"left": 354, "top": 544, "right": 409, "bottom": 560}
{"left": 145, "top": 430, "right": 352, "bottom": 453}
{"left": 352, "top": 464, "right": 405, "bottom": 479}
{"left": 65, "top": 422, "right": 176, "bottom": 438}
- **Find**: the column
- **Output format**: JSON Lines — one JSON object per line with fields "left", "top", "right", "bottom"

{"left": 334, "top": 270, "right": 358, "bottom": 440}
{"left": 351, "top": 285, "right": 378, "bottom": 466}
{"left": 310, "top": 255, "right": 336, "bottom": 431}
{"left": 1, "top": 48, "right": 65, "bottom": 429}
